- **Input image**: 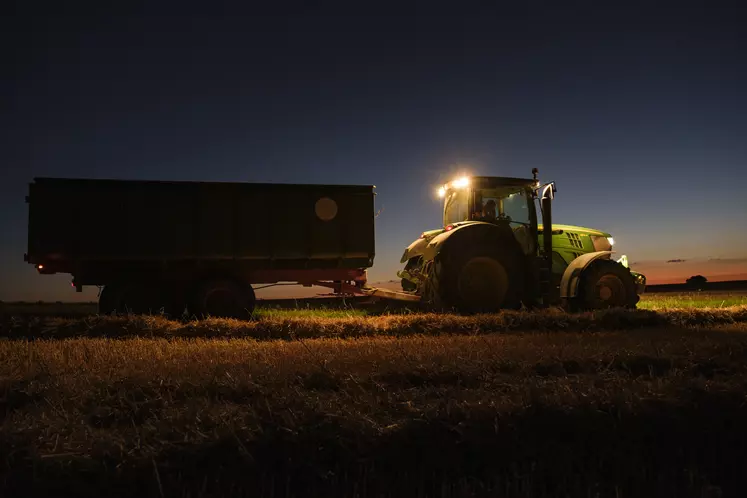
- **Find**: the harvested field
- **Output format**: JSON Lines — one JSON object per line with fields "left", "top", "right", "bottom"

{"left": 3, "top": 323, "right": 747, "bottom": 497}
{"left": 639, "top": 290, "right": 747, "bottom": 309}
{"left": 0, "top": 305, "right": 745, "bottom": 340}
{"left": 2, "top": 296, "right": 747, "bottom": 497}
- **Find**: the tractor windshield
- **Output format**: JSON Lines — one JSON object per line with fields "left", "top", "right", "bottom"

{"left": 473, "top": 187, "right": 531, "bottom": 226}
{"left": 443, "top": 188, "right": 471, "bottom": 226}
{"left": 443, "top": 186, "right": 532, "bottom": 227}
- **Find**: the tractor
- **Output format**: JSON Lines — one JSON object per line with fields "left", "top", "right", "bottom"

{"left": 396, "top": 169, "right": 646, "bottom": 312}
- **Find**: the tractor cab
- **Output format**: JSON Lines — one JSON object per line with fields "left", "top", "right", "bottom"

{"left": 440, "top": 176, "right": 539, "bottom": 256}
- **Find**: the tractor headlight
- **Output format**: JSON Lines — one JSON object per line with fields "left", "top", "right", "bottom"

{"left": 591, "top": 235, "right": 613, "bottom": 252}
{"left": 607, "top": 237, "right": 614, "bottom": 246}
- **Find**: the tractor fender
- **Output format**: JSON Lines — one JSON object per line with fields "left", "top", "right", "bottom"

{"left": 422, "top": 222, "right": 514, "bottom": 262}
{"left": 559, "top": 251, "right": 613, "bottom": 298}
{"left": 400, "top": 236, "right": 429, "bottom": 263}
{"left": 421, "top": 230, "right": 452, "bottom": 262}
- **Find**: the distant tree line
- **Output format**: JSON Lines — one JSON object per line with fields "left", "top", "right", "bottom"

{"left": 686, "top": 275, "right": 708, "bottom": 289}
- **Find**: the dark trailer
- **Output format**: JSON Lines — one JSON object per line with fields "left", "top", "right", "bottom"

{"left": 25, "top": 178, "right": 377, "bottom": 317}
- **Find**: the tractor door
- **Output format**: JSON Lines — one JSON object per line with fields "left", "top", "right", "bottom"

{"left": 471, "top": 187, "right": 536, "bottom": 256}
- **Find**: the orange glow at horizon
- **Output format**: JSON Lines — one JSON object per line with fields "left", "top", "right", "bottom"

{"left": 628, "top": 258, "right": 747, "bottom": 285}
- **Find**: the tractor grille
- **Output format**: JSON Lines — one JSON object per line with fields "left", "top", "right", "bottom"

{"left": 566, "top": 232, "right": 584, "bottom": 249}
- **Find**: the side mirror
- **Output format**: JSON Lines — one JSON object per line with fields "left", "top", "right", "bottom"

{"left": 536, "top": 181, "right": 556, "bottom": 199}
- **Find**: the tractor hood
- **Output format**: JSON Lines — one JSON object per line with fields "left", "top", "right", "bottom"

{"left": 400, "top": 223, "right": 612, "bottom": 264}
{"left": 540, "top": 224, "right": 611, "bottom": 238}
{"left": 428, "top": 223, "right": 611, "bottom": 241}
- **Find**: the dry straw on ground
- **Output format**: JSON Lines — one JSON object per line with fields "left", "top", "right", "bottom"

{"left": 1, "top": 305, "right": 746, "bottom": 341}
{"left": 2, "top": 317, "right": 747, "bottom": 497}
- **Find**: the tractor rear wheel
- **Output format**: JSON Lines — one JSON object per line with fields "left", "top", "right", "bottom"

{"left": 429, "top": 246, "right": 523, "bottom": 313}
{"left": 577, "top": 259, "right": 639, "bottom": 310}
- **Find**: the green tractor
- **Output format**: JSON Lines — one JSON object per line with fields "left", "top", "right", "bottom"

{"left": 396, "top": 169, "right": 646, "bottom": 312}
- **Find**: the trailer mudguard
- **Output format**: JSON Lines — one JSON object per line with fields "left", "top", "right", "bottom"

{"left": 559, "top": 250, "right": 613, "bottom": 299}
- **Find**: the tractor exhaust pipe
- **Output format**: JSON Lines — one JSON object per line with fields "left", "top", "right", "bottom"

{"left": 541, "top": 183, "right": 555, "bottom": 305}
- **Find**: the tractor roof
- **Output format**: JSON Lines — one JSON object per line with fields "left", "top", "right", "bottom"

{"left": 470, "top": 176, "right": 537, "bottom": 189}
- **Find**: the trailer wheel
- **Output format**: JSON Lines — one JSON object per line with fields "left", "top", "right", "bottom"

{"left": 98, "top": 283, "right": 157, "bottom": 315}
{"left": 191, "top": 279, "right": 256, "bottom": 319}
{"left": 160, "top": 285, "right": 188, "bottom": 319}
{"left": 430, "top": 245, "right": 523, "bottom": 313}
{"left": 163, "top": 300, "right": 187, "bottom": 319}
{"left": 577, "top": 259, "right": 639, "bottom": 310}
{"left": 98, "top": 285, "right": 119, "bottom": 315}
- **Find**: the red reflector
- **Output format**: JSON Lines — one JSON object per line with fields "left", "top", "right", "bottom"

{"left": 445, "top": 225, "right": 454, "bottom": 231}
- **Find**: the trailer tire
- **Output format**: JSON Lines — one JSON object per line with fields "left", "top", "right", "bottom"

{"left": 577, "top": 259, "right": 639, "bottom": 310}
{"left": 98, "top": 285, "right": 119, "bottom": 315}
{"left": 163, "top": 300, "right": 187, "bottom": 319}
{"left": 431, "top": 245, "right": 523, "bottom": 313}
{"left": 191, "top": 279, "right": 256, "bottom": 319}
{"left": 98, "top": 282, "right": 159, "bottom": 315}
{"left": 160, "top": 284, "right": 188, "bottom": 319}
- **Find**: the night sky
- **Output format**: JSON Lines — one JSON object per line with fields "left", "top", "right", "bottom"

{"left": 4, "top": 1, "right": 746, "bottom": 301}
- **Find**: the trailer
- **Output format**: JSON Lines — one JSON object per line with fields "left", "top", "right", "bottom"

{"left": 25, "top": 178, "right": 380, "bottom": 317}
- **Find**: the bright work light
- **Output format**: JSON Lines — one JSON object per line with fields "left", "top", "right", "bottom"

{"left": 452, "top": 176, "right": 470, "bottom": 188}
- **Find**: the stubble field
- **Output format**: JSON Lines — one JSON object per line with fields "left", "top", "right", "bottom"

{"left": 2, "top": 291, "right": 747, "bottom": 497}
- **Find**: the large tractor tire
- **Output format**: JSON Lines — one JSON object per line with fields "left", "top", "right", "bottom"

{"left": 427, "top": 245, "right": 524, "bottom": 313}
{"left": 190, "top": 279, "right": 256, "bottom": 319}
{"left": 401, "top": 256, "right": 422, "bottom": 292}
{"left": 576, "top": 259, "right": 639, "bottom": 310}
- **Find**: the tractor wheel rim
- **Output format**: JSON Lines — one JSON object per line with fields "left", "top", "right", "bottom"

{"left": 596, "top": 274, "right": 626, "bottom": 305}
{"left": 457, "top": 256, "right": 508, "bottom": 311}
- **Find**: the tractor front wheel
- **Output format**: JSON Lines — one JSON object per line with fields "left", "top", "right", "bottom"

{"left": 577, "top": 259, "right": 639, "bottom": 310}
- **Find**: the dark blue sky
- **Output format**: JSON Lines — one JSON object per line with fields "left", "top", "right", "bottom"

{"left": 4, "top": 1, "right": 746, "bottom": 300}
